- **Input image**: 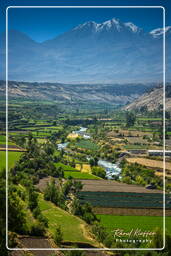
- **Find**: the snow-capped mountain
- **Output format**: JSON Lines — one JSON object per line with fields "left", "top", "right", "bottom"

{"left": 0, "top": 18, "right": 170, "bottom": 83}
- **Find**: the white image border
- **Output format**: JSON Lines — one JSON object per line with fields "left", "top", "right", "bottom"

{"left": 6, "top": 5, "right": 166, "bottom": 251}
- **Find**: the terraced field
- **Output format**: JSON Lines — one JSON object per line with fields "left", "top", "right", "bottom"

{"left": 78, "top": 191, "right": 169, "bottom": 209}
{"left": 75, "top": 139, "right": 99, "bottom": 151}
{"left": 97, "top": 215, "right": 171, "bottom": 234}
{"left": 127, "top": 157, "right": 171, "bottom": 171}
{"left": 64, "top": 171, "right": 101, "bottom": 180}
{"left": 78, "top": 179, "right": 163, "bottom": 193}
{"left": 55, "top": 162, "right": 77, "bottom": 171}
{"left": 0, "top": 151, "right": 22, "bottom": 170}
{"left": 38, "top": 194, "right": 97, "bottom": 246}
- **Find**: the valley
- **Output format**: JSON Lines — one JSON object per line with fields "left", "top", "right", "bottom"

{"left": 1, "top": 81, "right": 171, "bottom": 252}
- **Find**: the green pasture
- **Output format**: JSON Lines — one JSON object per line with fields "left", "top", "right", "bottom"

{"left": 64, "top": 171, "right": 101, "bottom": 179}
{"left": 55, "top": 162, "right": 76, "bottom": 171}
{"left": 38, "top": 194, "right": 94, "bottom": 244}
{"left": 75, "top": 139, "right": 99, "bottom": 151}
{"left": 97, "top": 215, "right": 171, "bottom": 235}
{"left": 0, "top": 151, "right": 22, "bottom": 170}
{"left": 124, "top": 144, "right": 148, "bottom": 150}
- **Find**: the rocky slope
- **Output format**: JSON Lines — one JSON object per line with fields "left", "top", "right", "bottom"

{"left": 124, "top": 84, "right": 171, "bottom": 111}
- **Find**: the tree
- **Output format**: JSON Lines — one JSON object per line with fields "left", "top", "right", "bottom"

{"left": 54, "top": 226, "right": 63, "bottom": 246}
{"left": 125, "top": 112, "right": 136, "bottom": 127}
{"left": 8, "top": 192, "right": 27, "bottom": 234}
{"left": 92, "top": 166, "right": 106, "bottom": 179}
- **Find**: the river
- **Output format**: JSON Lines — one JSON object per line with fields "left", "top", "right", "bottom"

{"left": 57, "top": 127, "right": 122, "bottom": 179}
{"left": 98, "top": 159, "right": 121, "bottom": 179}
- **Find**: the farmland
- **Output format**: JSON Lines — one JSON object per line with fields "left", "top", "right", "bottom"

{"left": 97, "top": 215, "right": 171, "bottom": 235}
{"left": 74, "top": 139, "right": 99, "bottom": 151}
{"left": 1, "top": 87, "right": 171, "bottom": 250}
{"left": 126, "top": 157, "right": 171, "bottom": 171}
{"left": 78, "top": 191, "right": 167, "bottom": 209}
{"left": 64, "top": 171, "right": 101, "bottom": 179}
{"left": 55, "top": 162, "right": 76, "bottom": 171}
{"left": 78, "top": 179, "right": 163, "bottom": 193}
{"left": 38, "top": 194, "right": 97, "bottom": 246}
{"left": 0, "top": 151, "right": 22, "bottom": 170}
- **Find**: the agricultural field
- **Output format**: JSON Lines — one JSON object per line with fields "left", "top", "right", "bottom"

{"left": 55, "top": 162, "right": 77, "bottom": 171}
{"left": 97, "top": 215, "right": 171, "bottom": 235}
{"left": 78, "top": 179, "right": 163, "bottom": 193}
{"left": 0, "top": 134, "right": 17, "bottom": 146}
{"left": 64, "top": 171, "right": 101, "bottom": 180}
{"left": 38, "top": 194, "right": 97, "bottom": 246}
{"left": 126, "top": 157, "right": 171, "bottom": 171}
{"left": 75, "top": 163, "right": 91, "bottom": 173}
{"left": 0, "top": 151, "right": 22, "bottom": 170}
{"left": 124, "top": 144, "right": 149, "bottom": 150}
{"left": 74, "top": 139, "right": 99, "bottom": 151}
{"left": 78, "top": 191, "right": 168, "bottom": 209}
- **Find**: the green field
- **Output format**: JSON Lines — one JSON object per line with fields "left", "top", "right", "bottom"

{"left": 0, "top": 135, "right": 16, "bottom": 146}
{"left": 38, "top": 194, "right": 95, "bottom": 245}
{"left": 124, "top": 144, "right": 148, "bottom": 150}
{"left": 79, "top": 192, "right": 166, "bottom": 208}
{"left": 0, "top": 151, "right": 22, "bottom": 170}
{"left": 97, "top": 215, "right": 171, "bottom": 234}
{"left": 75, "top": 139, "right": 99, "bottom": 151}
{"left": 64, "top": 171, "right": 101, "bottom": 179}
{"left": 55, "top": 162, "right": 77, "bottom": 171}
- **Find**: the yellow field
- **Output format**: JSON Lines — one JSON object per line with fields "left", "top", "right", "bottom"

{"left": 67, "top": 133, "right": 79, "bottom": 140}
{"left": 127, "top": 157, "right": 171, "bottom": 171}
{"left": 75, "top": 164, "right": 91, "bottom": 173}
{"left": 155, "top": 171, "right": 171, "bottom": 178}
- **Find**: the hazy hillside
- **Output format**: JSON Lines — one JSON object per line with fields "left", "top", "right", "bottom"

{"left": 0, "top": 18, "right": 170, "bottom": 83}
{"left": 0, "top": 80, "right": 154, "bottom": 106}
{"left": 124, "top": 84, "right": 171, "bottom": 111}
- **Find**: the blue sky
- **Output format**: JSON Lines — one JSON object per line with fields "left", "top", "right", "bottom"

{"left": 0, "top": 0, "right": 170, "bottom": 42}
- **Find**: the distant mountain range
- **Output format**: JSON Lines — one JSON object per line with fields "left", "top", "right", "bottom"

{"left": 0, "top": 18, "right": 171, "bottom": 83}
{"left": 0, "top": 80, "right": 155, "bottom": 106}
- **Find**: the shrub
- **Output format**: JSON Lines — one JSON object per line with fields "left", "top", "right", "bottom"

{"left": 54, "top": 226, "right": 63, "bottom": 246}
{"left": 30, "top": 221, "right": 46, "bottom": 236}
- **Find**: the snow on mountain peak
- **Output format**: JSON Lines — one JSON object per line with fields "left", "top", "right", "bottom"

{"left": 72, "top": 18, "right": 140, "bottom": 34}
{"left": 124, "top": 22, "right": 139, "bottom": 33}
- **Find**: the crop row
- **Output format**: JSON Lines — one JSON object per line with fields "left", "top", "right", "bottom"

{"left": 78, "top": 192, "right": 171, "bottom": 209}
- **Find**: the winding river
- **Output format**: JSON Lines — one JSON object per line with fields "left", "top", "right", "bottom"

{"left": 57, "top": 127, "right": 122, "bottom": 179}
{"left": 98, "top": 159, "right": 121, "bottom": 179}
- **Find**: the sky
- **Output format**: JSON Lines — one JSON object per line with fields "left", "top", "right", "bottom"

{"left": 0, "top": 0, "right": 170, "bottom": 42}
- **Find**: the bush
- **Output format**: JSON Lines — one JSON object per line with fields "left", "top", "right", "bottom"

{"left": 92, "top": 166, "right": 106, "bottom": 179}
{"left": 30, "top": 221, "right": 46, "bottom": 236}
{"left": 54, "top": 226, "right": 63, "bottom": 246}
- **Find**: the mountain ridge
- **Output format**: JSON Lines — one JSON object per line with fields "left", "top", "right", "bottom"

{"left": 0, "top": 17, "right": 170, "bottom": 83}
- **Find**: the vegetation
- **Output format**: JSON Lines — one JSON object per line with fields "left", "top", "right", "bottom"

{"left": 0, "top": 88, "right": 170, "bottom": 252}
{"left": 97, "top": 215, "right": 171, "bottom": 234}
{"left": 78, "top": 191, "right": 165, "bottom": 208}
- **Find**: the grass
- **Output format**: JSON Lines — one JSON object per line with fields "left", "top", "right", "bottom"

{"left": 124, "top": 144, "right": 148, "bottom": 150}
{"left": 64, "top": 171, "right": 101, "bottom": 179}
{"left": 97, "top": 215, "right": 171, "bottom": 235}
{"left": 0, "top": 135, "right": 6, "bottom": 142}
{"left": 0, "top": 135, "right": 16, "bottom": 146}
{"left": 0, "top": 151, "right": 22, "bottom": 170}
{"left": 38, "top": 194, "right": 95, "bottom": 244}
{"left": 75, "top": 139, "right": 99, "bottom": 151}
{"left": 55, "top": 162, "right": 77, "bottom": 171}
